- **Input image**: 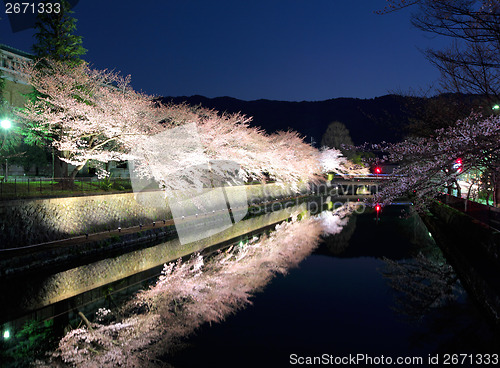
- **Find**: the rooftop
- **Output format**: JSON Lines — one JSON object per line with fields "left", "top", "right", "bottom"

{"left": 0, "top": 44, "right": 33, "bottom": 59}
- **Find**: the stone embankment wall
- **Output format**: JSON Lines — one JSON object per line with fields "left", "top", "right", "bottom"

{"left": 0, "top": 183, "right": 308, "bottom": 248}
{"left": 429, "top": 200, "right": 500, "bottom": 262}
{"left": 424, "top": 201, "right": 500, "bottom": 326}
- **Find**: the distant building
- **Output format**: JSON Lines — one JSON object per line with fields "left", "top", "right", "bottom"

{"left": 0, "top": 43, "right": 33, "bottom": 107}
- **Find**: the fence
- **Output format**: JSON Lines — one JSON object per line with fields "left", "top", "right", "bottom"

{"left": 0, "top": 176, "right": 294, "bottom": 201}
{"left": 0, "top": 177, "right": 133, "bottom": 200}
{"left": 441, "top": 194, "right": 500, "bottom": 232}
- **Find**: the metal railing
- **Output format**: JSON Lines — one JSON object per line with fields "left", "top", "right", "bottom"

{"left": 441, "top": 194, "right": 500, "bottom": 232}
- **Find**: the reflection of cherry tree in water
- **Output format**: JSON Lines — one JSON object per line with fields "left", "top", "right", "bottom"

{"left": 320, "top": 213, "right": 357, "bottom": 256}
{"left": 410, "top": 296, "right": 500, "bottom": 354}
{"left": 39, "top": 205, "right": 356, "bottom": 367}
{"left": 383, "top": 254, "right": 500, "bottom": 353}
{"left": 382, "top": 253, "right": 461, "bottom": 323}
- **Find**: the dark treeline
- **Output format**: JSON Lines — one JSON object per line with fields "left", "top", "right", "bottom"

{"left": 158, "top": 93, "right": 483, "bottom": 146}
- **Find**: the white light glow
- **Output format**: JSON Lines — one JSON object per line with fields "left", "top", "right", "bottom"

{"left": 0, "top": 119, "right": 12, "bottom": 129}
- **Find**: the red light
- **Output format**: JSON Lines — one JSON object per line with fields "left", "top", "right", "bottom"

{"left": 452, "top": 158, "right": 463, "bottom": 173}
{"left": 375, "top": 204, "right": 381, "bottom": 212}
{"left": 374, "top": 167, "right": 381, "bottom": 174}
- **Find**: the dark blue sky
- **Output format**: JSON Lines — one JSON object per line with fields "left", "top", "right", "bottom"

{"left": 1, "top": 0, "right": 449, "bottom": 101}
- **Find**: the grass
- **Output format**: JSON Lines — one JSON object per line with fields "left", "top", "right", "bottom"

{"left": 0, "top": 177, "right": 133, "bottom": 200}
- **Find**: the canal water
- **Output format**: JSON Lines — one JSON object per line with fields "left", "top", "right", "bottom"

{"left": 165, "top": 205, "right": 500, "bottom": 368}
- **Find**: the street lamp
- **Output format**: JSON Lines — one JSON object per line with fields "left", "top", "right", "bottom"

{"left": 0, "top": 119, "right": 11, "bottom": 129}
{"left": 1, "top": 118, "right": 12, "bottom": 181}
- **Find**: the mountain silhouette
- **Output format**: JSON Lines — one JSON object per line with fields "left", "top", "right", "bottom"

{"left": 157, "top": 94, "right": 415, "bottom": 145}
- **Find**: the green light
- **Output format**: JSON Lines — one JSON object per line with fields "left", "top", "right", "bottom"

{"left": 493, "top": 105, "right": 500, "bottom": 110}
{"left": 3, "top": 330, "right": 10, "bottom": 339}
{"left": 298, "top": 210, "right": 308, "bottom": 220}
{"left": 0, "top": 119, "right": 11, "bottom": 129}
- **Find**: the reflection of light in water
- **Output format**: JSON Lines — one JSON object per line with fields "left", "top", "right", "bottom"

{"left": 47, "top": 205, "right": 355, "bottom": 367}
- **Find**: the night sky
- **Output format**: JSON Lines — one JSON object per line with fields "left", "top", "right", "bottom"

{"left": 1, "top": 0, "right": 450, "bottom": 101}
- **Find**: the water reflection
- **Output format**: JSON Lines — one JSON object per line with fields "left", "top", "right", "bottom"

{"left": 382, "top": 250, "right": 500, "bottom": 354}
{"left": 31, "top": 204, "right": 500, "bottom": 367}
{"left": 379, "top": 213, "right": 500, "bottom": 355}
{"left": 382, "top": 253, "right": 462, "bottom": 322}
{"left": 320, "top": 213, "right": 357, "bottom": 255}
{"left": 321, "top": 205, "right": 500, "bottom": 354}
{"left": 36, "top": 204, "right": 357, "bottom": 367}
{"left": 163, "top": 205, "right": 500, "bottom": 368}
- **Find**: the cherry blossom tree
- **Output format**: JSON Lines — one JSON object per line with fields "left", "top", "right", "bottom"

{"left": 181, "top": 109, "right": 322, "bottom": 185}
{"left": 19, "top": 60, "right": 363, "bottom": 192}
{"left": 318, "top": 147, "right": 369, "bottom": 177}
{"left": 371, "top": 113, "right": 500, "bottom": 207}
{"left": 117, "top": 103, "right": 362, "bottom": 193}
{"left": 19, "top": 60, "right": 168, "bottom": 181}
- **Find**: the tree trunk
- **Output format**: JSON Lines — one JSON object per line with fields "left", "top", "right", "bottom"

{"left": 70, "top": 161, "right": 86, "bottom": 181}
{"left": 455, "top": 179, "right": 461, "bottom": 198}
{"left": 55, "top": 152, "right": 86, "bottom": 189}
{"left": 466, "top": 181, "right": 474, "bottom": 201}
{"left": 53, "top": 155, "right": 68, "bottom": 179}
{"left": 70, "top": 299, "right": 93, "bottom": 331}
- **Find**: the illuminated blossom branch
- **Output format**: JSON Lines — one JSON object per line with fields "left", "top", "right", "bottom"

{"left": 131, "top": 105, "right": 360, "bottom": 192}
{"left": 20, "top": 60, "right": 168, "bottom": 179}
{"left": 318, "top": 147, "right": 369, "bottom": 177}
{"left": 371, "top": 113, "right": 500, "bottom": 207}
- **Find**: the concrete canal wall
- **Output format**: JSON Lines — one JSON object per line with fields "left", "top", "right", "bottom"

{"left": 429, "top": 200, "right": 500, "bottom": 262}
{"left": 423, "top": 200, "right": 500, "bottom": 326}
{"left": 0, "top": 183, "right": 309, "bottom": 248}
